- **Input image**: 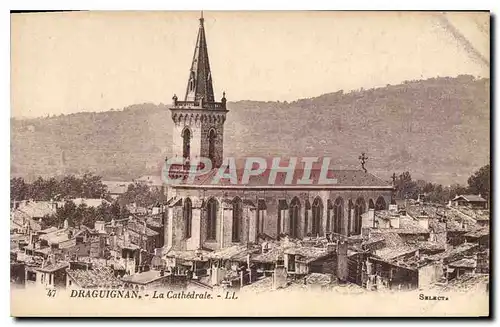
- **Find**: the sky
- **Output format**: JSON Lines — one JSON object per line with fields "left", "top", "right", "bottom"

{"left": 11, "top": 11, "right": 489, "bottom": 118}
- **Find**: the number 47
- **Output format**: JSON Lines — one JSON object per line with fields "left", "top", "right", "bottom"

{"left": 47, "top": 289, "right": 57, "bottom": 297}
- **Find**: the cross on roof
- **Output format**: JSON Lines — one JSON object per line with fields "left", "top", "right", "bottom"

{"left": 391, "top": 172, "right": 397, "bottom": 184}
{"left": 359, "top": 153, "right": 368, "bottom": 173}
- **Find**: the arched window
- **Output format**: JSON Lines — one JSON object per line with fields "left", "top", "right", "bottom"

{"left": 232, "top": 197, "right": 242, "bottom": 242}
{"left": 256, "top": 199, "right": 267, "bottom": 236}
{"left": 206, "top": 198, "right": 218, "bottom": 241}
{"left": 326, "top": 200, "right": 333, "bottom": 233}
{"left": 277, "top": 200, "right": 287, "bottom": 236}
{"left": 369, "top": 199, "right": 375, "bottom": 210}
{"left": 354, "top": 198, "right": 366, "bottom": 236}
{"left": 289, "top": 197, "right": 301, "bottom": 238}
{"left": 311, "top": 197, "right": 323, "bottom": 236}
{"left": 375, "top": 196, "right": 387, "bottom": 211}
{"left": 184, "top": 198, "right": 192, "bottom": 239}
{"left": 347, "top": 200, "right": 353, "bottom": 236}
{"left": 182, "top": 128, "right": 191, "bottom": 161}
{"left": 208, "top": 129, "right": 216, "bottom": 165}
{"left": 333, "top": 198, "right": 344, "bottom": 235}
{"left": 304, "top": 200, "right": 310, "bottom": 236}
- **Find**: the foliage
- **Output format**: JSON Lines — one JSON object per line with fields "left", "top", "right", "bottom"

{"left": 393, "top": 164, "right": 490, "bottom": 204}
{"left": 43, "top": 200, "right": 130, "bottom": 229}
{"left": 10, "top": 173, "right": 109, "bottom": 203}
{"left": 467, "top": 164, "right": 490, "bottom": 200}
{"left": 117, "top": 182, "right": 162, "bottom": 208}
{"left": 394, "top": 171, "right": 417, "bottom": 200}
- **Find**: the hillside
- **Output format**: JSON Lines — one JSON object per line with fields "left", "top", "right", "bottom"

{"left": 11, "top": 75, "right": 490, "bottom": 185}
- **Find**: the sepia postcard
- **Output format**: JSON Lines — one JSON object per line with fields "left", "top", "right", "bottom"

{"left": 10, "top": 10, "right": 490, "bottom": 317}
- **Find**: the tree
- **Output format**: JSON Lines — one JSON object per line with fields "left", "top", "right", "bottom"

{"left": 394, "top": 171, "right": 417, "bottom": 199}
{"left": 81, "top": 172, "right": 108, "bottom": 198}
{"left": 118, "top": 182, "right": 161, "bottom": 208}
{"left": 467, "top": 164, "right": 490, "bottom": 199}
{"left": 10, "top": 177, "right": 28, "bottom": 203}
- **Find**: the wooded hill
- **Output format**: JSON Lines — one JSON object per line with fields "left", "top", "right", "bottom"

{"left": 11, "top": 75, "right": 489, "bottom": 185}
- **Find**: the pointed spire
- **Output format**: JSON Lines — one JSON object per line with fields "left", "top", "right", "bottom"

{"left": 184, "top": 12, "right": 215, "bottom": 104}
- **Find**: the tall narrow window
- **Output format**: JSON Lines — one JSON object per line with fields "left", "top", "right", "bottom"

{"left": 354, "top": 198, "right": 366, "bottom": 236}
{"left": 333, "top": 198, "right": 344, "bottom": 235}
{"left": 289, "top": 197, "right": 301, "bottom": 238}
{"left": 347, "top": 200, "right": 353, "bottom": 236}
{"left": 375, "top": 196, "right": 387, "bottom": 211}
{"left": 256, "top": 199, "right": 267, "bottom": 236}
{"left": 277, "top": 200, "right": 287, "bottom": 236}
{"left": 312, "top": 197, "right": 323, "bottom": 236}
{"left": 206, "top": 198, "right": 218, "bottom": 241}
{"left": 208, "top": 129, "right": 216, "bottom": 165}
{"left": 232, "top": 197, "right": 242, "bottom": 242}
{"left": 184, "top": 198, "right": 192, "bottom": 239}
{"left": 326, "top": 200, "right": 332, "bottom": 232}
{"left": 182, "top": 128, "right": 191, "bottom": 161}
{"left": 189, "top": 71, "right": 196, "bottom": 91}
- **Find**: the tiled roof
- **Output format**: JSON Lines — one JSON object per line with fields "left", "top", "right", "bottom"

{"left": 172, "top": 168, "right": 391, "bottom": 188}
{"left": 285, "top": 246, "right": 334, "bottom": 264}
{"left": 208, "top": 245, "right": 258, "bottom": 261}
{"left": 305, "top": 273, "right": 332, "bottom": 285}
{"left": 449, "top": 258, "right": 476, "bottom": 269}
{"left": 40, "top": 226, "right": 58, "bottom": 234}
{"left": 67, "top": 265, "right": 124, "bottom": 288}
{"left": 417, "top": 241, "right": 446, "bottom": 252}
{"left": 452, "top": 194, "right": 486, "bottom": 202}
{"left": 121, "top": 270, "right": 165, "bottom": 285}
{"left": 16, "top": 201, "right": 57, "bottom": 218}
{"left": 36, "top": 262, "right": 69, "bottom": 273}
{"left": 39, "top": 228, "right": 72, "bottom": 245}
{"left": 165, "top": 249, "right": 210, "bottom": 262}
{"left": 425, "top": 243, "right": 478, "bottom": 262}
{"left": 397, "top": 217, "right": 429, "bottom": 234}
{"left": 369, "top": 230, "right": 405, "bottom": 248}
{"left": 128, "top": 224, "right": 159, "bottom": 237}
{"left": 374, "top": 245, "right": 418, "bottom": 261}
{"left": 145, "top": 216, "right": 163, "bottom": 228}
{"left": 464, "top": 227, "right": 489, "bottom": 238}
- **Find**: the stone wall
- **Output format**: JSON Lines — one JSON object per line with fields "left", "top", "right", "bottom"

{"left": 166, "top": 187, "right": 392, "bottom": 250}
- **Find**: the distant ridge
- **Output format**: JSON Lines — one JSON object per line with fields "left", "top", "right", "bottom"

{"left": 11, "top": 75, "right": 490, "bottom": 185}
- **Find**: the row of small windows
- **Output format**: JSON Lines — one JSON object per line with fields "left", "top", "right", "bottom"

{"left": 182, "top": 196, "right": 387, "bottom": 241}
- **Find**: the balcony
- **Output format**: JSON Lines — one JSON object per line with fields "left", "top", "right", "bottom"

{"left": 172, "top": 100, "right": 226, "bottom": 110}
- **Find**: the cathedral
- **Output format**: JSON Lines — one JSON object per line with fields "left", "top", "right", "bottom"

{"left": 163, "top": 14, "right": 394, "bottom": 252}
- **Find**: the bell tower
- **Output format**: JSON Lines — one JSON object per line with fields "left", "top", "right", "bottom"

{"left": 170, "top": 12, "right": 228, "bottom": 169}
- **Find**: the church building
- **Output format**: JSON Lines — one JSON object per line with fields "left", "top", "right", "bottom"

{"left": 163, "top": 14, "right": 394, "bottom": 252}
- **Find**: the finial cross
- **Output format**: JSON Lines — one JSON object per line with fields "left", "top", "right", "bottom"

{"left": 359, "top": 153, "right": 368, "bottom": 173}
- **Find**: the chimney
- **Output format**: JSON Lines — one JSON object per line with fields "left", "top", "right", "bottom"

{"left": 418, "top": 216, "right": 429, "bottom": 230}
{"left": 368, "top": 209, "right": 375, "bottom": 227}
{"left": 336, "top": 240, "right": 348, "bottom": 282}
{"left": 390, "top": 215, "right": 400, "bottom": 229}
{"left": 261, "top": 242, "right": 269, "bottom": 253}
{"left": 95, "top": 221, "right": 105, "bottom": 232}
{"left": 124, "top": 228, "right": 130, "bottom": 246}
{"left": 326, "top": 242, "right": 336, "bottom": 252}
{"left": 361, "top": 227, "right": 370, "bottom": 241}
